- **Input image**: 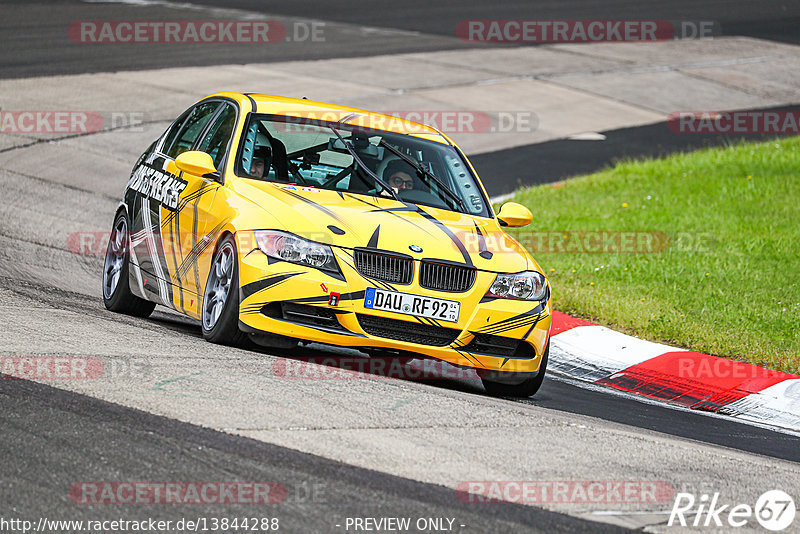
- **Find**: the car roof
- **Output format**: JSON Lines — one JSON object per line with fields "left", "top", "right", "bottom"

{"left": 202, "top": 92, "right": 454, "bottom": 145}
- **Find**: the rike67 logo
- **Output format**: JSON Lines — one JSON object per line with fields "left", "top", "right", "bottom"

{"left": 669, "top": 490, "right": 796, "bottom": 531}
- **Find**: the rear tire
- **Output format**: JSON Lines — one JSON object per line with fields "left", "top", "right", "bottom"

{"left": 481, "top": 340, "right": 549, "bottom": 398}
{"left": 202, "top": 235, "right": 246, "bottom": 346}
{"left": 102, "top": 211, "right": 156, "bottom": 318}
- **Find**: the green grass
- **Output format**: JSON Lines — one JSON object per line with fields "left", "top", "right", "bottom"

{"left": 505, "top": 137, "right": 800, "bottom": 374}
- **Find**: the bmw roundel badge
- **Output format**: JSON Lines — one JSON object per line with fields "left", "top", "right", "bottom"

{"left": 409, "top": 245, "right": 423, "bottom": 253}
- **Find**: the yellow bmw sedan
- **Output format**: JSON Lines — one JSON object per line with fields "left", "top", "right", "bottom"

{"left": 103, "top": 92, "right": 551, "bottom": 396}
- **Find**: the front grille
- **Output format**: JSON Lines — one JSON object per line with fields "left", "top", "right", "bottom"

{"left": 354, "top": 248, "right": 413, "bottom": 284}
{"left": 357, "top": 314, "right": 460, "bottom": 346}
{"left": 419, "top": 260, "right": 476, "bottom": 292}
{"left": 463, "top": 333, "right": 520, "bottom": 357}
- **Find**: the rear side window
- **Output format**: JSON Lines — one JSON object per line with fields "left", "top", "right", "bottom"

{"left": 196, "top": 104, "right": 237, "bottom": 169}
{"left": 165, "top": 101, "right": 220, "bottom": 159}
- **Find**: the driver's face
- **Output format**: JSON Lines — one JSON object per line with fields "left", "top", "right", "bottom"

{"left": 388, "top": 172, "right": 413, "bottom": 191}
{"left": 250, "top": 158, "right": 265, "bottom": 178}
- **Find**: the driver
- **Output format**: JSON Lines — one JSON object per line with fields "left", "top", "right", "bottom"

{"left": 248, "top": 146, "right": 272, "bottom": 179}
{"left": 383, "top": 160, "right": 415, "bottom": 194}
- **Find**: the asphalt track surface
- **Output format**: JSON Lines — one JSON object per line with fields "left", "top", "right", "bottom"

{"left": 190, "top": 0, "right": 800, "bottom": 45}
{"left": 2, "top": 0, "right": 800, "bottom": 79}
{"left": 2, "top": 1, "right": 800, "bottom": 532}
{"left": 2, "top": 377, "right": 623, "bottom": 533}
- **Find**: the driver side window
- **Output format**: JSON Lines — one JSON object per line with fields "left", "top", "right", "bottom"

{"left": 165, "top": 101, "right": 220, "bottom": 159}
{"left": 196, "top": 104, "right": 236, "bottom": 169}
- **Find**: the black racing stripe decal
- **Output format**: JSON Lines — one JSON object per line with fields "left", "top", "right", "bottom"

{"left": 452, "top": 347, "right": 480, "bottom": 366}
{"left": 521, "top": 321, "right": 539, "bottom": 342}
{"left": 240, "top": 272, "right": 303, "bottom": 301}
{"left": 346, "top": 195, "right": 435, "bottom": 237}
{"left": 287, "top": 290, "right": 366, "bottom": 304}
{"left": 417, "top": 206, "right": 473, "bottom": 267}
{"left": 324, "top": 269, "right": 347, "bottom": 282}
{"left": 191, "top": 186, "right": 201, "bottom": 294}
{"left": 168, "top": 199, "right": 184, "bottom": 311}
{"left": 177, "top": 219, "right": 228, "bottom": 280}
{"left": 452, "top": 337, "right": 470, "bottom": 349}
{"left": 427, "top": 317, "right": 443, "bottom": 328}
{"left": 161, "top": 182, "right": 216, "bottom": 228}
{"left": 480, "top": 310, "right": 550, "bottom": 336}
{"left": 478, "top": 310, "right": 545, "bottom": 333}
{"left": 473, "top": 221, "right": 487, "bottom": 252}
{"left": 480, "top": 316, "right": 542, "bottom": 336}
{"left": 367, "top": 226, "right": 380, "bottom": 248}
{"left": 286, "top": 322, "right": 367, "bottom": 338}
{"left": 477, "top": 291, "right": 550, "bottom": 330}
{"left": 411, "top": 316, "right": 430, "bottom": 327}
{"left": 260, "top": 250, "right": 348, "bottom": 283}
{"left": 176, "top": 234, "right": 214, "bottom": 280}
{"left": 473, "top": 221, "right": 493, "bottom": 259}
{"left": 419, "top": 316, "right": 437, "bottom": 327}
{"left": 241, "top": 303, "right": 265, "bottom": 315}
{"left": 275, "top": 187, "right": 350, "bottom": 227}
{"left": 149, "top": 197, "right": 174, "bottom": 305}
{"left": 481, "top": 311, "right": 539, "bottom": 329}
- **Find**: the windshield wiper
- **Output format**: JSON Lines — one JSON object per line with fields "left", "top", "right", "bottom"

{"left": 378, "top": 140, "right": 466, "bottom": 212}
{"left": 329, "top": 127, "right": 401, "bottom": 202}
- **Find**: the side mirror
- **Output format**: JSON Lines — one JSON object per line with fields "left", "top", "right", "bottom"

{"left": 497, "top": 202, "right": 532, "bottom": 227}
{"left": 175, "top": 151, "right": 219, "bottom": 179}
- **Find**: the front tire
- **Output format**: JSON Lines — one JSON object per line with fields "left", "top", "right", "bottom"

{"left": 102, "top": 211, "right": 156, "bottom": 318}
{"left": 202, "top": 235, "right": 245, "bottom": 346}
{"left": 481, "top": 340, "right": 549, "bottom": 398}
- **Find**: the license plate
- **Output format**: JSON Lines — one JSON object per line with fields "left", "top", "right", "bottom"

{"left": 364, "top": 287, "right": 460, "bottom": 323}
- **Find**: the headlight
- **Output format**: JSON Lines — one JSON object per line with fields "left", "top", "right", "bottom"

{"left": 254, "top": 230, "right": 339, "bottom": 272}
{"left": 486, "top": 271, "right": 547, "bottom": 301}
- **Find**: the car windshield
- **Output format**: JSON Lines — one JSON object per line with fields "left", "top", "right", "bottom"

{"left": 236, "top": 114, "right": 490, "bottom": 217}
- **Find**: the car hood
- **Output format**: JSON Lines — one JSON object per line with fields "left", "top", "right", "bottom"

{"left": 231, "top": 180, "right": 532, "bottom": 273}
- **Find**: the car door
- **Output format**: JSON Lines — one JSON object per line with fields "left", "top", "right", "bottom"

{"left": 163, "top": 102, "right": 238, "bottom": 316}
{"left": 126, "top": 100, "right": 220, "bottom": 310}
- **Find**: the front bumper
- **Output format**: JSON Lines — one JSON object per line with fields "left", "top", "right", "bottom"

{"left": 236, "top": 240, "right": 551, "bottom": 374}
